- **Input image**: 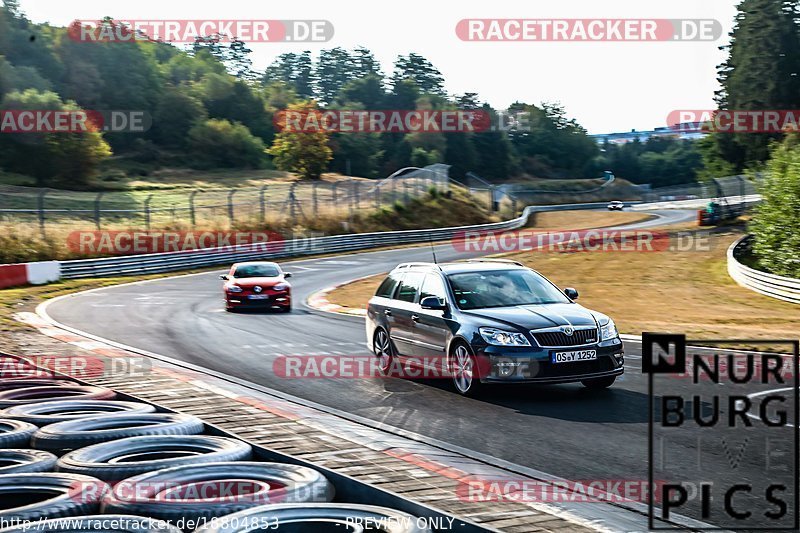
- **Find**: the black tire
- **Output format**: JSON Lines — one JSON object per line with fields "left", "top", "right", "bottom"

{"left": 2, "top": 400, "right": 157, "bottom": 427}
{"left": 0, "top": 386, "right": 116, "bottom": 408}
{"left": 581, "top": 376, "right": 617, "bottom": 389}
{"left": 0, "top": 419, "right": 37, "bottom": 448}
{"left": 0, "top": 379, "right": 76, "bottom": 391}
{"left": 194, "top": 503, "right": 431, "bottom": 533}
{"left": 0, "top": 515, "right": 181, "bottom": 533}
{"left": 32, "top": 413, "right": 205, "bottom": 453}
{"left": 449, "top": 342, "right": 483, "bottom": 397}
{"left": 102, "top": 462, "right": 334, "bottom": 522}
{"left": 0, "top": 472, "right": 109, "bottom": 521}
{"left": 57, "top": 435, "right": 252, "bottom": 481}
{"left": 0, "top": 449, "right": 57, "bottom": 474}
{"left": 373, "top": 329, "right": 394, "bottom": 375}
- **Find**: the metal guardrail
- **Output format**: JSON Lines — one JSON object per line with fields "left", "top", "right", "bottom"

{"left": 727, "top": 235, "right": 800, "bottom": 305}
{"left": 58, "top": 202, "right": 614, "bottom": 279}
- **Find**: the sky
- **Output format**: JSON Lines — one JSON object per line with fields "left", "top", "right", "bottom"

{"left": 17, "top": 0, "right": 739, "bottom": 134}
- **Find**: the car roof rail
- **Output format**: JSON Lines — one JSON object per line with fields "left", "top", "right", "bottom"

{"left": 394, "top": 262, "right": 442, "bottom": 270}
{"left": 461, "top": 258, "right": 525, "bottom": 267}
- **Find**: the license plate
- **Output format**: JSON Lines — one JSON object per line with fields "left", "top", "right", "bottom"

{"left": 248, "top": 295, "right": 270, "bottom": 300}
{"left": 551, "top": 350, "right": 597, "bottom": 363}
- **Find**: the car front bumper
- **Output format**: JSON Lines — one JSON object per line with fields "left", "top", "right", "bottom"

{"left": 475, "top": 338, "right": 624, "bottom": 384}
{"left": 226, "top": 294, "right": 291, "bottom": 308}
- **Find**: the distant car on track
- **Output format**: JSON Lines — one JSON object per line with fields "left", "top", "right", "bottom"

{"left": 221, "top": 261, "right": 292, "bottom": 312}
{"left": 607, "top": 200, "right": 625, "bottom": 211}
{"left": 366, "top": 260, "right": 624, "bottom": 395}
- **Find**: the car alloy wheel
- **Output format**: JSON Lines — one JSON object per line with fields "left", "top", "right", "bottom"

{"left": 452, "top": 344, "right": 475, "bottom": 395}
{"left": 373, "top": 330, "right": 393, "bottom": 373}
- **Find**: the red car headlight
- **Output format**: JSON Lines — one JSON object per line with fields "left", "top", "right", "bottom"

{"left": 273, "top": 283, "right": 289, "bottom": 291}
{"left": 227, "top": 285, "right": 243, "bottom": 293}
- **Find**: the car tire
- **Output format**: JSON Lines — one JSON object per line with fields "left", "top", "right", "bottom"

{"left": 0, "top": 473, "right": 109, "bottom": 521}
{"left": 0, "top": 449, "right": 57, "bottom": 474}
{"left": 449, "top": 342, "right": 483, "bottom": 397}
{"left": 102, "top": 462, "right": 334, "bottom": 522}
{"left": 56, "top": 435, "right": 252, "bottom": 481}
{"left": 581, "top": 376, "right": 616, "bottom": 389}
{"left": 373, "top": 329, "right": 394, "bottom": 375}
{"left": 0, "top": 515, "right": 181, "bottom": 533}
{"left": 193, "top": 503, "right": 430, "bottom": 533}
{"left": 0, "top": 379, "right": 76, "bottom": 391}
{"left": 2, "top": 400, "right": 156, "bottom": 426}
{"left": 31, "top": 413, "right": 205, "bottom": 453}
{"left": 0, "top": 386, "right": 116, "bottom": 408}
{"left": 0, "top": 419, "right": 38, "bottom": 448}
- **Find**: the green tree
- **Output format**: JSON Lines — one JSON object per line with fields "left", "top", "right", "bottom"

{"left": 187, "top": 119, "right": 265, "bottom": 168}
{"left": 267, "top": 101, "right": 332, "bottom": 179}
{"left": 749, "top": 135, "right": 800, "bottom": 276}
{"left": 0, "top": 89, "right": 111, "bottom": 187}
{"left": 150, "top": 89, "right": 207, "bottom": 148}
{"left": 707, "top": 0, "right": 800, "bottom": 171}
{"left": 392, "top": 53, "right": 445, "bottom": 96}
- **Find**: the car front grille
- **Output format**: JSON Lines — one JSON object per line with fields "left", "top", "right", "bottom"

{"left": 532, "top": 328, "right": 598, "bottom": 347}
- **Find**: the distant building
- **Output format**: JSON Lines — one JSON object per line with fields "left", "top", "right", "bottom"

{"left": 590, "top": 122, "right": 707, "bottom": 145}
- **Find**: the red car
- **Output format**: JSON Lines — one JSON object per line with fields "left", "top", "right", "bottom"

{"left": 221, "top": 261, "right": 292, "bottom": 312}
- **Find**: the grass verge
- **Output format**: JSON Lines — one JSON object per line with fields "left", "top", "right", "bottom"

{"left": 326, "top": 226, "right": 800, "bottom": 342}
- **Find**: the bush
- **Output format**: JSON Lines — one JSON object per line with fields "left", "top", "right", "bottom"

{"left": 749, "top": 136, "right": 800, "bottom": 277}
{"left": 187, "top": 119, "right": 265, "bottom": 169}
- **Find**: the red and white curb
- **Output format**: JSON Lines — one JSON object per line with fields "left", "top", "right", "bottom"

{"left": 306, "top": 274, "right": 375, "bottom": 316}
{"left": 0, "top": 261, "right": 60, "bottom": 290}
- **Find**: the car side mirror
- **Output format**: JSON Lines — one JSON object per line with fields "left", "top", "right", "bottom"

{"left": 283, "top": 272, "right": 292, "bottom": 278}
{"left": 564, "top": 287, "right": 579, "bottom": 300}
{"left": 220, "top": 274, "right": 229, "bottom": 280}
{"left": 420, "top": 296, "right": 447, "bottom": 310}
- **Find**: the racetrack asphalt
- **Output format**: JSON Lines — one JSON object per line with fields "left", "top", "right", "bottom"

{"left": 44, "top": 208, "right": 798, "bottom": 529}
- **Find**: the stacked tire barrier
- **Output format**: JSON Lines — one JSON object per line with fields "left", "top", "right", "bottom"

{"left": 727, "top": 236, "right": 800, "bottom": 305}
{"left": 0, "top": 352, "right": 466, "bottom": 532}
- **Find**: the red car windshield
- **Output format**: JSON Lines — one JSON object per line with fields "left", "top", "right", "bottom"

{"left": 233, "top": 265, "right": 280, "bottom": 278}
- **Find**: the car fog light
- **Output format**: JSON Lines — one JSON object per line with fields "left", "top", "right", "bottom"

{"left": 496, "top": 361, "right": 520, "bottom": 377}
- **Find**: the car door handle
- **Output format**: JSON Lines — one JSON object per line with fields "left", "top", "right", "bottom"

{"left": 411, "top": 314, "right": 420, "bottom": 322}
{"left": 384, "top": 310, "right": 392, "bottom": 317}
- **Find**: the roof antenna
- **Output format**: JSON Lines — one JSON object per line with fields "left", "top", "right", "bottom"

{"left": 428, "top": 235, "right": 438, "bottom": 264}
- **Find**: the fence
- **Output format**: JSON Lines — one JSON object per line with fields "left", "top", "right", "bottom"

{"left": 54, "top": 202, "right": 621, "bottom": 280}
{"left": 727, "top": 235, "right": 800, "bottom": 305}
{"left": 0, "top": 166, "right": 450, "bottom": 235}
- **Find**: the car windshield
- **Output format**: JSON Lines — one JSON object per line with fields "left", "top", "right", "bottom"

{"left": 447, "top": 270, "right": 570, "bottom": 310}
{"left": 233, "top": 265, "right": 280, "bottom": 278}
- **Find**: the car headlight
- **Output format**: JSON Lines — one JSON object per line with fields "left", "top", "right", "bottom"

{"left": 273, "top": 283, "right": 289, "bottom": 291}
{"left": 600, "top": 320, "right": 618, "bottom": 340}
{"left": 227, "top": 285, "right": 243, "bottom": 293}
{"left": 479, "top": 327, "right": 530, "bottom": 346}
